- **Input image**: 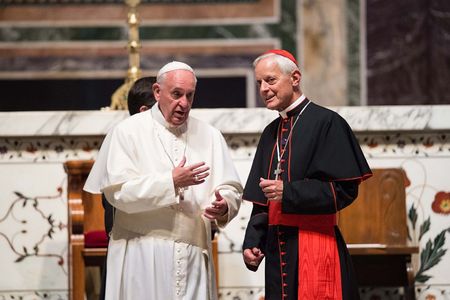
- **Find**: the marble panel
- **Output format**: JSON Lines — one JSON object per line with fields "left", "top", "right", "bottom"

{"left": 0, "top": 0, "right": 295, "bottom": 74}
{"left": 0, "top": 106, "right": 449, "bottom": 299}
{"left": 0, "top": 0, "right": 275, "bottom": 26}
{"left": 2, "top": 106, "right": 450, "bottom": 137}
{"left": 428, "top": 0, "right": 450, "bottom": 105}
{"left": 219, "top": 287, "right": 265, "bottom": 300}
{"left": 301, "top": 0, "right": 348, "bottom": 106}
{"left": 360, "top": 286, "right": 450, "bottom": 300}
{"left": 0, "top": 0, "right": 301, "bottom": 109}
{"left": 366, "top": 0, "right": 450, "bottom": 105}
{"left": 366, "top": 0, "right": 427, "bottom": 105}
{"left": 346, "top": 0, "right": 361, "bottom": 106}
{"left": 0, "top": 137, "right": 102, "bottom": 163}
{"left": 0, "top": 163, "right": 68, "bottom": 298}
{"left": 416, "top": 285, "right": 450, "bottom": 300}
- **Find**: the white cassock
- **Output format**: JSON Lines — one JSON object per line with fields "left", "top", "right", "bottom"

{"left": 84, "top": 104, "right": 242, "bottom": 300}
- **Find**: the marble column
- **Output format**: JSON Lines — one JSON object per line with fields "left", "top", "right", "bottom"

{"left": 301, "top": 0, "right": 349, "bottom": 106}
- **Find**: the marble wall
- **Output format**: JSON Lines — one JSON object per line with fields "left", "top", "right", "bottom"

{"left": 0, "top": 0, "right": 298, "bottom": 110}
{"left": 301, "top": 0, "right": 348, "bottom": 106}
{"left": 1, "top": 105, "right": 450, "bottom": 299}
{"left": 1, "top": 0, "right": 450, "bottom": 111}
{"left": 0, "top": 0, "right": 354, "bottom": 109}
{"left": 366, "top": 0, "right": 450, "bottom": 105}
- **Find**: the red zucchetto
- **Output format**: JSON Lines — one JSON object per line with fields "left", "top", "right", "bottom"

{"left": 263, "top": 49, "right": 298, "bottom": 66}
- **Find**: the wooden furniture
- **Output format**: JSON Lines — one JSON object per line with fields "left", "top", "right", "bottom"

{"left": 65, "top": 159, "right": 219, "bottom": 300}
{"left": 64, "top": 160, "right": 107, "bottom": 300}
{"left": 339, "top": 168, "right": 419, "bottom": 299}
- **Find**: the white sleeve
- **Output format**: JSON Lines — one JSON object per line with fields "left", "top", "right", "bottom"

{"left": 101, "top": 125, "right": 179, "bottom": 214}
{"left": 102, "top": 171, "right": 178, "bottom": 214}
{"left": 214, "top": 184, "right": 242, "bottom": 228}
{"left": 83, "top": 130, "right": 112, "bottom": 194}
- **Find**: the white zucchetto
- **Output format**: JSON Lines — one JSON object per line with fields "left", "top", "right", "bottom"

{"left": 156, "top": 61, "right": 195, "bottom": 81}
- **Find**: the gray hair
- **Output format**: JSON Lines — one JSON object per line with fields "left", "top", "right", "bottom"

{"left": 253, "top": 53, "right": 299, "bottom": 75}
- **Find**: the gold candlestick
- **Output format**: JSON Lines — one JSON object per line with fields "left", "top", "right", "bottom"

{"left": 110, "top": 0, "right": 142, "bottom": 110}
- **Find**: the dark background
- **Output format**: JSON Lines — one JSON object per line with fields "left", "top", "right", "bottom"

{"left": 0, "top": 77, "right": 247, "bottom": 111}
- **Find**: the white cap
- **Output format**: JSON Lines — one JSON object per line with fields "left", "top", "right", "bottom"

{"left": 157, "top": 61, "right": 195, "bottom": 81}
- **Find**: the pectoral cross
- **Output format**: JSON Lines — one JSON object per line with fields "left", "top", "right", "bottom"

{"left": 274, "top": 162, "right": 282, "bottom": 180}
{"left": 177, "top": 187, "right": 186, "bottom": 200}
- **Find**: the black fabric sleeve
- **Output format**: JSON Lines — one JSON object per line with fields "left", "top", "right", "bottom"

{"left": 281, "top": 179, "right": 359, "bottom": 214}
{"left": 335, "top": 180, "right": 359, "bottom": 210}
{"left": 242, "top": 204, "right": 268, "bottom": 271}
{"left": 102, "top": 193, "right": 114, "bottom": 235}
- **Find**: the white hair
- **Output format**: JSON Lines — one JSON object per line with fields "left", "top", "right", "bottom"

{"left": 253, "top": 53, "right": 299, "bottom": 75}
{"left": 156, "top": 61, "right": 197, "bottom": 84}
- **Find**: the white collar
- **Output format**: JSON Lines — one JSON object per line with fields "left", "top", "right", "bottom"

{"left": 279, "top": 94, "right": 306, "bottom": 119}
{"left": 151, "top": 104, "right": 188, "bottom": 135}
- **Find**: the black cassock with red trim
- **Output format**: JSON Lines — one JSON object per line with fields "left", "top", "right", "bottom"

{"left": 243, "top": 100, "right": 372, "bottom": 300}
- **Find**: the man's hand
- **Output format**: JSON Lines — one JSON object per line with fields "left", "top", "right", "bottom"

{"left": 243, "top": 247, "right": 265, "bottom": 267}
{"left": 172, "top": 156, "right": 210, "bottom": 190}
{"left": 259, "top": 177, "right": 283, "bottom": 201}
{"left": 203, "top": 190, "right": 228, "bottom": 220}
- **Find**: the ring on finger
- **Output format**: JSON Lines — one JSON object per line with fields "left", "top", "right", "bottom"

{"left": 194, "top": 175, "right": 199, "bottom": 181}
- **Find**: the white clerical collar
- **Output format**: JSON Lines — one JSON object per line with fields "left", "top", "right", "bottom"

{"left": 279, "top": 94, "right": 306, "bottom": 119}
{"left": 151, "top": 104, "right": 188, "bottom": 135}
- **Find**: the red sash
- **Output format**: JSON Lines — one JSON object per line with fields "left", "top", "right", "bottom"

{"left": 269, "top": 201, "right": 343, "bottom": 300}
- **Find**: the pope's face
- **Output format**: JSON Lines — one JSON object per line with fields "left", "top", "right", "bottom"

{"left": 255, "top": 58, "right": 297, "bottom": 111}
{"left": 154, "top": 70, "right": 196, "bottom": 127}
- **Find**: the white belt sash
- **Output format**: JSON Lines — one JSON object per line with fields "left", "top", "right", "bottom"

{"left": 111, "top": 205, "right": 208, "bottom": 250}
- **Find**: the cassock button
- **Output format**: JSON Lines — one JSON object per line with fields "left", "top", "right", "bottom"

{"left": 279, "top": 241, "right": 285, "bottom": 246}
{"left": 282, "top": 272, "right": 287, "bottom": 277}
{"left": 278, "top": 231, "right": 284, "bottom": 236}
{"left": 281, "top": 251, "right": 286, "bottom": 256}
{"left": 283, "top": 283, "right": 288, "bottom": 287}
{"left": 282, "top": 262, "right": 287, "bottom": 267}
{"left": 283, "top": 294, "right": 288, "bottom": 298}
